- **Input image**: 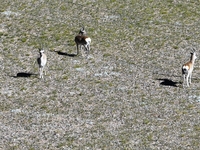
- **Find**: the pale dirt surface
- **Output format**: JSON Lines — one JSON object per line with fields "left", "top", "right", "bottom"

{"left": 0, "top": 0, "right": 200, "bottom": 149}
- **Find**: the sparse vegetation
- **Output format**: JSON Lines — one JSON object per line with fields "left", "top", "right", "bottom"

{"left": 0, "top": 0, "right": 200, "bottom": 149}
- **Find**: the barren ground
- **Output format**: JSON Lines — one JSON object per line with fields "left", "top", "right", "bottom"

{"left": 0, "top": 0, "right": 200, "bottom": 149}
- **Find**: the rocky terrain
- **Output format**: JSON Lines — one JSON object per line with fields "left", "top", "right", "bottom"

{"left": 0, "top": 0, "right": 200, "bottom": 149}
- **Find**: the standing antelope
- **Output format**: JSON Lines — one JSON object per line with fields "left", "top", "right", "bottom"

{"left": 182, "top": 51, "right": 197, "bottom": 87}
{"left": 74, "top": 27, "right": 91, "bottom": 55}
{"left": 37, "top": 49, "right": 47, "bottom": 79}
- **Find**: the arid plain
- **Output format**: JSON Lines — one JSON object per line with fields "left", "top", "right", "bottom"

{"left": 0, "top": 0, "right": 200, "bottom": 149}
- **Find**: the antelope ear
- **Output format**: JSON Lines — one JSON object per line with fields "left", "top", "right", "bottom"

{"left": 39, "top": 48, "right": 44, "bottom": 53}
{"left": 80, "top": 27, "right": 84, "bottom": 32}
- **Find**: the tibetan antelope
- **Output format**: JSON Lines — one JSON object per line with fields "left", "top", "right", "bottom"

{"left": 182, "top": 50, "right": 197, "bottom": 87}
{"left": 74, "top": 27, "right": 91, "bottom": 55}
{"left": 37, "top": 49, "right": 47, "bottom": 79}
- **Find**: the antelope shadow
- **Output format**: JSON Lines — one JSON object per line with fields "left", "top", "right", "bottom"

{"left": 156, "top": 78, "right": 180, "bottom": 87}
{"left": 56, "top": 51, "right": 77, "bottom": 57}
{"left": 11, "top": 72, "right": 37, "bottom": 78}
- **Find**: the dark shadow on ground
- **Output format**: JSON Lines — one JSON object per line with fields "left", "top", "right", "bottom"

{"left": 11, "top": 72, "right": 37, "bottom": 78}
{"left": 156, "top": 78, "right": 180, "bottom": 87}
{"left": 56, "top": 51, "right": 77, "bottom": 57}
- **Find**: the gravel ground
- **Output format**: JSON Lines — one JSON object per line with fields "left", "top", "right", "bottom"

{"left": 0, "top": 0, "right": 200, "bottom": 149}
